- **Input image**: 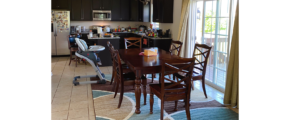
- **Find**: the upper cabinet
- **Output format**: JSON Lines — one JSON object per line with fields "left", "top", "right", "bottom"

{"left": 71, "top": 0, "right": 92, "bottom": 21}
{"left": 153, "top": 0, "right": 173, "bottom": 23}
{"left": 52, "top": 0, "right": 69, "bottom": 9}
{"left": 111, "top": 0, "right": 130, "bottom": 21}
{"left": 92, "top": 0, "right": 111, "bottom": 10}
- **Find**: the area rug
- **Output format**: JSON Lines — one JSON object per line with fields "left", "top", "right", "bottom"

{"left": 91, "top": 75, "right": 239, "bottom": 120}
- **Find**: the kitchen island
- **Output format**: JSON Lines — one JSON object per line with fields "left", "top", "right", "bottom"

{"left": 87, "top": 35, "right": 120, "bottom": 66}
{"left": 79, "top": 32, "right": 172, "bottom": 66}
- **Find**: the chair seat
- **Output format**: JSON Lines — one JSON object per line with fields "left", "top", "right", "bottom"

{"left": 150, "top": 83, "right": 185, "bottom": 101}
{"left": 70, "top": 47, "right": 78, "bottom": 52}
{"left": 173, "top": 73, "right": 202, "bottom": 81}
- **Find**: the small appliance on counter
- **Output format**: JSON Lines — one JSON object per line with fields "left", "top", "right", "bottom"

{"left": 139, "top": 25, "right": 146, "bottom": 33}
{"left": 157, "top": 29, "right": 163, "bottom": 37}
{"left": 76, "top": 25, "right": 82, "bottom": 33}
{"left": 70, "top": 26, "right": 76, "bottom": 34}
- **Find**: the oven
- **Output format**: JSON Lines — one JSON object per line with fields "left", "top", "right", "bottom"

{"left": 92, "top": 10, "right": 111, "bottom": 21}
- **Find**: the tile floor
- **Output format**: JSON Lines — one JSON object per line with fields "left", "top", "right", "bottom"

{"left": 51, "top": 57, "right": 238, "bottom": 120}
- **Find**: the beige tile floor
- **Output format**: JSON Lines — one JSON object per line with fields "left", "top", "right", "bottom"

{"left": 51, "top": 57, "right": 238, "bottom": 120}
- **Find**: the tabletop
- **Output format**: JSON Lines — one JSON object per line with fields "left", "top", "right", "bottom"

{"left": 118, "top": 47, "right": 180, "bottom": 72}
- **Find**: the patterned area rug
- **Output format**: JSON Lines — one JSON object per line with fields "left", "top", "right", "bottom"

{"left": 91, "top": 75, "right": 238, "bottom": 120}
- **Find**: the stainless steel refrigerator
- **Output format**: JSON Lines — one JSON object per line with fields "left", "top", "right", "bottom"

{"left": 51, "top": 10, "right": 70, "bottom": 55}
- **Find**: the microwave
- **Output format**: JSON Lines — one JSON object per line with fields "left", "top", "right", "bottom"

{"left": 92, "top": 10, "right": 111, "bottom": 21}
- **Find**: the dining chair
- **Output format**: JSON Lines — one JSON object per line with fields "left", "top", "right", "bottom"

{"left": 173, "top": 43, "right": 212, "bottom": 98}
{"left": 124, "top": 37, "right": 142, "bottom": 50}
{"left": 111, "top": 49, "right": 147, "bottom": 108}
{"left": 151, "top": 40, "right": 183, "bottom": 83}
{"left": 107, "top": 41, "right": 130, "bottom": 86}
{"left": 149, "top": 57, "right": 195, "bottom": 120}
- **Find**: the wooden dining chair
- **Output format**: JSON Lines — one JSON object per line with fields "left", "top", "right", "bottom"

{"left": 173, "top": 43, "right": 212, "bottom": 98}
{"left": 111, "top": 49, "right": 147, "bottom": 108}
{"left": 150, "top": 40, "right": 183, "bottom": 83}
{"left": 149, "top": 57, "right": 195, "bottom": 120}
{"left": 68, "top": 35, "right": 81, "bottom": 67}
{"left": 107, "top": 41, "right": 130, "bottom": 86}
{"left": 169, "top": 40, "right": 183, "bottom": 56}
{"left": 124, "top": 37, "right": 142, "bottom": 50}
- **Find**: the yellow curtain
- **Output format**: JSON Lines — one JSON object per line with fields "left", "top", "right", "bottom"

{"left": 177, "top": 0, "right": 190, "bottom": 57}
{"left": 224, "top": 0, "right": 239, "bottom": 108}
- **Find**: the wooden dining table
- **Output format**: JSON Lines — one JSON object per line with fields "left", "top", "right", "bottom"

{"left": 118, "top": 47, "right": 180, "bottom": 114}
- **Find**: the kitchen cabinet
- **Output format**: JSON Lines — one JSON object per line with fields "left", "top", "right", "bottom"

{"left": 130, "top": 0, "right": 139, "bottom": 21}
{"left": 153, "top": 0, "right": 173, "bottom": 23}
{"left": 130, "top": 0, "right": 150, "bottom": 22}
{"left": 111, "top": 0, "right": 130, "bottom": 21}
{"left": 92, "top": 0, "right": 111, "bottom": 10}
{"left": 148, "top": 39, "right": 172, "bottom": 52}
{"left": 71, "top": 0, "right": 92, "bottom": 21}
{"left": 52, "top": 0, "right": 69, "bottom": 9}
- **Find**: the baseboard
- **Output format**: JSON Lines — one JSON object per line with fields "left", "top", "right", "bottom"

{"left": 52, "top": 55, "right": 70, "bottom": 57}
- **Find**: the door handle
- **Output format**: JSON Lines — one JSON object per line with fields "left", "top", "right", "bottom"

{"left": 103, "top": 7, "right": 104, "bottom": 9}
{"left": 100, "top": 7, "right": 101, "bottom": 9}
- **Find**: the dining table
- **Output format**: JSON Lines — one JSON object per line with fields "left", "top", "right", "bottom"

{"left": 118, "top": 47, "right": 180, "bottom": 114}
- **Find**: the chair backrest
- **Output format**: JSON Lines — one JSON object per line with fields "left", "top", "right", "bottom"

{"left": 160, "top": 57, "right": 195, "bottom": 99}
{"left": 75, "top": 38, "right": 89, "bottom": 51}
{"left": 107, "top": 41, "right": 115, "bottom": 66}
{"left": 124, "top": 37, "right": 142, "bottom": 50}
{"left": 169, "top": 40, "right": 183, "bottom": 56}
{"left": 192, "top": 44, "right": 212, "bottom": 78}
{"left": 67, "top": 35, "right": 74, "bottom": 49}
{"left": 112, "top": 49, "right": 123, "bottom": 83}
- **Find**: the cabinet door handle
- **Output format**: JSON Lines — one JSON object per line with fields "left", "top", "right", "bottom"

{"left": 103, "top": 7, "right": 104, "bottom": 9}
{"left": 100, "top": 7, "right": 101, "bottom": 9}
{"left": 156, "top": 19, "right": 159, "bottom": 20}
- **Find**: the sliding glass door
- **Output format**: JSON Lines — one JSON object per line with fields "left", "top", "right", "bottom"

{"left": 195, "top": 0, "right": 237, "bottom": 91}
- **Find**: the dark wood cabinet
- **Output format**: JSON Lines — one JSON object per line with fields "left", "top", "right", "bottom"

{"left": 121, "top": 0, "right": 130, "bottom": 21}
{"left": 52, "top": 0, "right": 69, "bottom": 9}
{"left": 92, "top": 0, "right": 111, "bottom": 10}
{"left": 71, "top": 0, "right": 82, "bottom": 20}
{"left": 82, "top": 0, "right": 92, "bottom": 20}
{"left": 71, "top": 0, "right": 92, "bottom": 21}
{"left": 153, "top": 0, "right": 173, "bottom": 23}
{"left": 111, "top": 0, "right": 121, "bottom": 21}
{"left": 130, "top": 0, "right": 139, "bottom": 21}
{"left": 111, "top": 0, "right": 130, "bottom": 21}
{"left": 149, "top": 39, "right": 172, "bottom": 52}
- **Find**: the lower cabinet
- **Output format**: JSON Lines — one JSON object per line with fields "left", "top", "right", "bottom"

{"left": 148, "top": 39, "right": 172, "bottom": 52}
{"left": 87, "top": 39, "right": 120, "bottom": 66}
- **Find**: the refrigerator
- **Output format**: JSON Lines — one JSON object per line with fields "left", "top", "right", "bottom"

{"left": 51, "top": 10, "right": 70, "bottom": 56}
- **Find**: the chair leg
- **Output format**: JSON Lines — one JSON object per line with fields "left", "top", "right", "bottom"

{"left": 112, "top": 79, "right": 116, "bottom": 92}
{"left": 69, "top": 51, "right": 72, "bottom": 65}
{"left": 174, "top": 100, "right": 178, "bottom": 111}
{"left": 117, "top": 81, "right": 124, "bottom": 108}
{"left": 150, "top": 89, "right": 154, "bottom": 114}
{"left": 202, "top": 78, "right": 208, "bottom": 98}
{"left": 151, "top": 73, "right": 154, "bottom": 83}
{"left": 114, "top": 80, "right": 119, "bottom": 98}
{"left": 75, "top": 55, "right": 77, "bottom": 67}
{"left": 191, "top": 81, "right": 194, "bottom": 90}
{"left": 185, "top": 97, "right": 191, "bottom": 120}
{"left": 110, "top": 70, "right": 115, "bottom": 85}
{"left": 142, "top": 78, "right": 147, "bottom": 105}
{"left": 160, "top": 99, "right": 164, "bottom": 120}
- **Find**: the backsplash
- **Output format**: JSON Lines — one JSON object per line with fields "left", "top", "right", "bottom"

{"left": 70, "top": 21, "right": 150, "bottom": 31}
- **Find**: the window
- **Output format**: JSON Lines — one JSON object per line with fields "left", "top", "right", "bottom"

{"left": 193, "top": 0, "right": 237, "bottom": 91}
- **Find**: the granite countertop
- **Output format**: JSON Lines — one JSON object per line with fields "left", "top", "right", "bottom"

{"left": 87, "top": 35, "right": 120, "bottom": 39}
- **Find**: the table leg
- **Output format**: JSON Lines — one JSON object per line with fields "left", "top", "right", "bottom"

{"left": 135, "top": 70, "right": 142, "bottom": 114}
{"left": 142, "top": 76, "right": 147, "bottom": 105}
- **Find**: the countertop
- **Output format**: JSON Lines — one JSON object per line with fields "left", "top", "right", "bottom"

{"left": 113, "top": 32, "right": 172, "bottom": 39}
{"left": 87, "top": 35, "right": 120, "bottom": 39}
